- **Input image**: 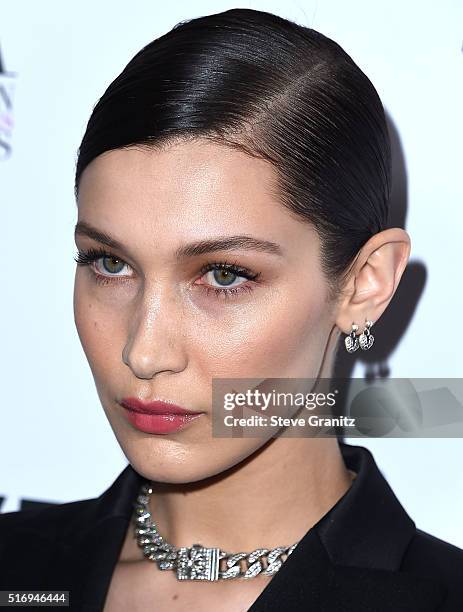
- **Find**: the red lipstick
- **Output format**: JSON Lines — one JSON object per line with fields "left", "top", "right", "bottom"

{"left": 120, "top": 397, "right": 205, "bottom": 434}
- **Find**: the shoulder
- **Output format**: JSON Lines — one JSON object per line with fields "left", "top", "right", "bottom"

{"left": 0, "top": 498, "right": 101, "bottom": 590}
{"left": 403, "top": 527, "right": 463, "bottom": 574}
{"left": 0, "top": 464, "right": 139, "bottom": 559}
{"left": 0, "top": 497, "right": 97, "bottom": 542}
{"left": 402, "top": 527, "right": 463, "bottom": 608}
{"left": 0, "top": 466, "right": 138, "bottom": 595}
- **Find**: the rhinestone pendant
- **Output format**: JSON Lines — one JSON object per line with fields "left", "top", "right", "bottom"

{"left": 359, "top": 332, "right": 374, "bottom": 350}
{"left": 359, "top": 320, "right": 374, "bottom": 351}
{"left": 345, "top": 333, "right": 359, "bottom": 353}
{"left": 176, "top": 544, "right": 221, "bottom": 580}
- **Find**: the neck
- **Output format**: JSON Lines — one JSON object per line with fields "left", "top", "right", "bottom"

{"left": 123, "top": 437, "right": 353, "bottom": 560}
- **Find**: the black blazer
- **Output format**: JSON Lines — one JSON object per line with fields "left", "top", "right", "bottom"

{"left": 1, "top": 442, "right": 462, "bottom": 611}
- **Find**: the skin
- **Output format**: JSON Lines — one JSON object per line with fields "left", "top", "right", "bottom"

{"left": 74, "top": 139, "right": 410, "bottom": 609}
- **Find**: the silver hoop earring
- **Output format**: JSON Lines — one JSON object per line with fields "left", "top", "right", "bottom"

{"left": 344, "top": 323, "right": 359, "bottom": 353}
{"left": 359, "top": 320, "right": 374, "bottom": 351}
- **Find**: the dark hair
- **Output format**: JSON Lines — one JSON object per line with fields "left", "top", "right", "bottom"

{"left": 75, "top": 8, "right": 391, "bottom": 302}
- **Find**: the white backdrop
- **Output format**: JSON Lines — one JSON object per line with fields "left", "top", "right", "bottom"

{"left": 1, "top": 0, "right": 462, "bottom": 548}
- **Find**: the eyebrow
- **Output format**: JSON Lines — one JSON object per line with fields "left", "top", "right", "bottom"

{"left": 74, "top": 221, "right": 284, "bottom": 259}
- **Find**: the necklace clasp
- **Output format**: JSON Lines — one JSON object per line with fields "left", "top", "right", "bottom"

{"left": 176, "top": 544, "right": 221, "bottom": 581}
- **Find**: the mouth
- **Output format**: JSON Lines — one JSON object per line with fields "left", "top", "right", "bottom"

{"left": 120, "top": 397, "right": 205, "bottom": 434}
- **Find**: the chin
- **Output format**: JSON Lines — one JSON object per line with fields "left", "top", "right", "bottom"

{"left": 120, "top": 436, "right": 266, "bottom": 485}
{"left": 127, "top": 452, "right": 226, "bottom": 484}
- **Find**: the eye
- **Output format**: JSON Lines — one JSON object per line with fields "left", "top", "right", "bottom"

{"left": 196, "top": 261, "right": 261, "bottom": 300}
{"left": 205, "top": 267, "right": 245, "bottom": 287}
{"left": 95, "top": 255, "right": 129, "bottom": 276}
{"left": 74, "top": 247, "right": 134, "bottom": 284}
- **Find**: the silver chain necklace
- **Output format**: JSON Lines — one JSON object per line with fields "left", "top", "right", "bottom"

{"left": 132, "top": 481, "right": 299, "bottom": 581}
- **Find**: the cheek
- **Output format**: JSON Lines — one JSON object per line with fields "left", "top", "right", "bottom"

{"left": 73, "top": 274, "right": 124, "bottom": 376}
{"left": 192, "top": 292, "right": 330, "bottom": 378}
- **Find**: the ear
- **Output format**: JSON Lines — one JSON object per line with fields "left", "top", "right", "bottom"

{"left": 335, "top": 228, "right": 411, "bottom": 335}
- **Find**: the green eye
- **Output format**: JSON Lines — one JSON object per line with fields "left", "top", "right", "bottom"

{"left": 197, "top": 260, "right": 261, "bottom": 299}
{"left": 74, "top": 247, "right": 133, "bottom": 285}
{"left": 212, "top": 269, "right": 237, "bottom": 286}
{"left": 102, "top": 256, "right": 126, "bottom": 275}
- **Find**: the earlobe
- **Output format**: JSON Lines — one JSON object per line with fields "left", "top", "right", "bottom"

{"left": 335, "top": 228, "right": 411, "bottom": 337}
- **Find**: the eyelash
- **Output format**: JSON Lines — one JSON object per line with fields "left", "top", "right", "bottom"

{"left": 73, "top": 247, "right": 261, "bottom": 300}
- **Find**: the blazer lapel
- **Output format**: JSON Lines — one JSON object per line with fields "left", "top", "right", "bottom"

{"left": 247, "top": 528, "right": 445, "bottom": 611}
{"left": 248, "top": 442, "right": 447, "bottom": 611}
{"left": 317, "top": 442, "right": 416, "bottom": 570}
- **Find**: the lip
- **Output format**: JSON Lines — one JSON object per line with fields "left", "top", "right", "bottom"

{"left": 120, "top": 397, "right": 205, "bottom": 434}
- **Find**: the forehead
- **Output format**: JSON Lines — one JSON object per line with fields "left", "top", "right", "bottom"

{"left": 76, "top": 139, "right": 318, "bottom": 259}
{"left": 78, "top": 139, "right": 283, "bottom": 219}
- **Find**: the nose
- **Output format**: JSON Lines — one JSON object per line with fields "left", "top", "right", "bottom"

{"left": 122, "top": 292, "right": 186, "bottom": 379}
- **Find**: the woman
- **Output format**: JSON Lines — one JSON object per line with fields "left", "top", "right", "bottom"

{"left": 1, "top": 8, "right": 462, "bottom": 611}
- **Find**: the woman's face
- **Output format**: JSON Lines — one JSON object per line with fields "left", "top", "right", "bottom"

{"left": 74, "top": 139, "right": 338, "bottom": 482}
